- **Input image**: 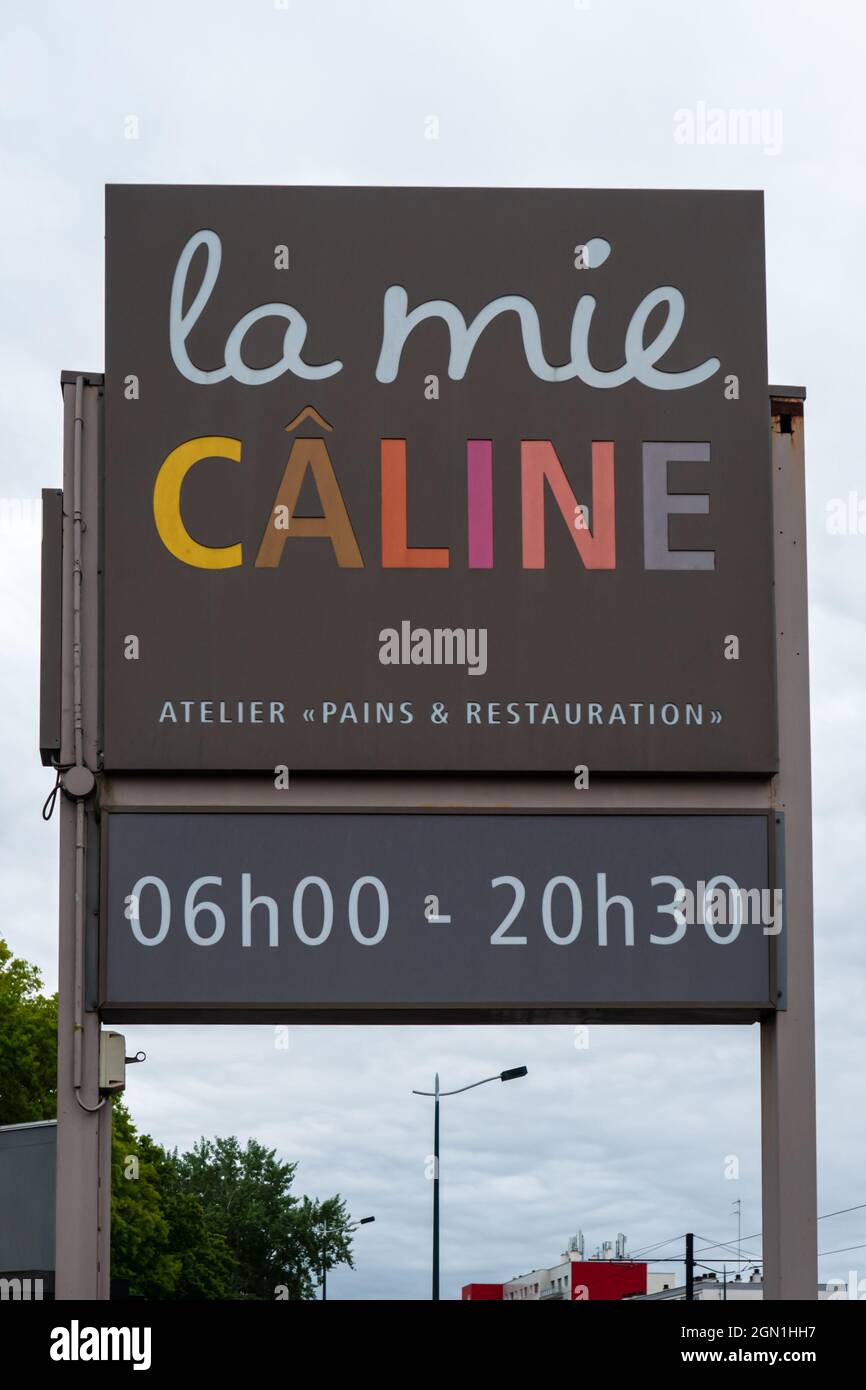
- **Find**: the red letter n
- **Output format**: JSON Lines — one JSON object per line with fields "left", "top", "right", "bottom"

{"left": 521, "top": 440, "right": 615, "bottom": 569}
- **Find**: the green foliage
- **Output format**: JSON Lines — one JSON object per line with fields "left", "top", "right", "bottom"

{"left": 294, "top": 1192, "right": 356, "bottom": 1297}
{"left": 174, "top": 1135, "right": 354, "bottom": 1299}
{"left": 0, "top": 934, "right": 57, "bottom": 1125}
{"left": 112, "top": 1114, "right": 354, "bottom": 1299}
{"left": 0, "top": 936, "right": 352, "bottom": 1300}
{"left": 111, "top": 1100, "right": 236, "bottom": 1299}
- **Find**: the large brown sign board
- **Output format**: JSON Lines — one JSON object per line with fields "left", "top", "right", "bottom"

{"left": 104, "top": 186, "right": 774, "bottom": 772}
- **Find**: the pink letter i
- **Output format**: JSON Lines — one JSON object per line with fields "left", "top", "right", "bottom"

{"left": 467, "top": 440, "right": 493, "bottom": 568}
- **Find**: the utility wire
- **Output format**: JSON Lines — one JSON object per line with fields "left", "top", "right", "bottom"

{"left": 816, "top": 1202, "right": 866, "bottom": 1222}
{"left": 695, "top": 1234, "right": 762, "bottom": 1263}
{"left": 628, "top": 1200, "right": 866, "bottom": 1269}
{"left": 626, "top": 1233, "right": 686, "bottom": 1259}
{"left": 694, "top": 1201, "right": 866, "bottom": 1258}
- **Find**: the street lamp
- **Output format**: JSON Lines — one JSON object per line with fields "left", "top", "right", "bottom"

{"left": 413, "top": 1066, "right": 528, "bottom": 1301}
{"left": 320, "top": 1214, "right": 375, "bottom": 1301}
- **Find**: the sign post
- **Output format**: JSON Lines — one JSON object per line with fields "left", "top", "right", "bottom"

{"left": 41, "top": 188, "right": 816, "bottom": 1299}
{"left": 52, "top": 374, "right": 110, "bottom": 1299}
{"left": 760, "top": 388, "right": 817, "bottom": 1299}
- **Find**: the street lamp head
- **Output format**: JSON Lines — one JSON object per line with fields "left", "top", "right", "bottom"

{"left": 500, "top": 1066, "right": 528, "bottom": 1082}
{"left": 358, "top": 1216, "right": 375, "bottom": 1225}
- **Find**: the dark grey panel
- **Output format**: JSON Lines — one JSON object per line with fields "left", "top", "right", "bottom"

{"left": 0, "top": 1123, "right": 56, "bottom": 1272}
{"left": 102, "top": 812, "right": 776, "bottom": 1020}
{"left": 39, "top": 489, "right": 63, "bottom": 766}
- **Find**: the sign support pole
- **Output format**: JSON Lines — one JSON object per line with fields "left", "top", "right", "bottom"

{"left": 56, "top": 795, "right": 110, "bottom": 1298}
{"left": 45, "top": 188, "right": 815, "bottom": 1302}
{"left": 54, "top": 373, "right": 110, "bottom": 1300}
{"left": 761, "top": 388, "right": 817, "bottom": 1299}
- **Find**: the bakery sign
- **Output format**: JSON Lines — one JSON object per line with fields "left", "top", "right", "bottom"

{"left": 104, "top": 186, "right": 775, "bottom": 773}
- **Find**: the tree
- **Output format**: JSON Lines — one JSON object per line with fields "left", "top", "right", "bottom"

{"left": 111, "top": 1100, "right": 236, "bottom": 1300}
{"left": 0, "top": 935, "right": 57, "bottom": 1125}
{"left": 295, "top": 1193, "right": 355, "bottom": 1298}
{"left": 0, "top": 937, "right": 350, "bottom": 1299}
{"left": 174, "top": 1135, "right": 354, "bottom": 1299}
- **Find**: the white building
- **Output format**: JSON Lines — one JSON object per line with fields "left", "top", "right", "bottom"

{"left": 633, "top": 1270, "right": 840, "bottom": 1300}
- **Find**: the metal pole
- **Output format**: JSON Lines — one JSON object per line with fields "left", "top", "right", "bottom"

{"left": 432, "top": 1072, "right": 440, "bottom": 1302}
{"left": 685, "top": 1233, "right": 694, "bottom": 1301}
{"left": 54, "top": 373, "right": 110, "bottom": 1300}
{"left": 413, "top": 1070, "right": 523, "bottom": 1303}
{"left": 761, "top": 390, "right": 818, "bottom": 1300}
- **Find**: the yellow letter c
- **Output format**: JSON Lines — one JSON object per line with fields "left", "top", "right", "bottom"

{"left": 153, "top": 436, "right": 243, "bottom": 568}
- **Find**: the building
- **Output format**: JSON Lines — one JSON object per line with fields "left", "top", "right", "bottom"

{"left": 462, "top": 1234, "right": 677, "bottom": 1301}
{"left": 0, "top": 1120, "right": 56, "bottom": 1300}
{"left": 635, "top": 1270, "right": 763, "bottom": 1301}
{"left": 634, "top": 1271, "right": 840, "bottom": 1301}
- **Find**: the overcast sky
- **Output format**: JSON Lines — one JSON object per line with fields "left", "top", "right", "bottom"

{"left": 1, "top": 0, "right": 864, "bottom": 1300}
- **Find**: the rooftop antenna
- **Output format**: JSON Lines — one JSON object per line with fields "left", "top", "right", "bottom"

{"left": 566, "top": 1231, "right": 585, "bottom": 1258}
{"left": 732, "top": 1198, "right": 742, "bottom": 1271}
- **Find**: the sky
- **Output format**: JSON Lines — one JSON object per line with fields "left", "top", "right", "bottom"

{"left": 1, "top": 0, "right": 864, "bottom": 1300}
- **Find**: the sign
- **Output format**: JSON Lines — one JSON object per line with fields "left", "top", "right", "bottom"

{"left": 104, "top": 186, "right": 775, "bottom": 774}
{"left": 100, "top": 812, "right": 781, "bottom": 1022}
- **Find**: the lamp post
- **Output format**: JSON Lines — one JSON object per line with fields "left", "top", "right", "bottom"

{"left": 413, "top": 1066, "right": 528, "bottom": 1301}
{"left": 321, "top": 1214, "right": 375, "bottom": 1301}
